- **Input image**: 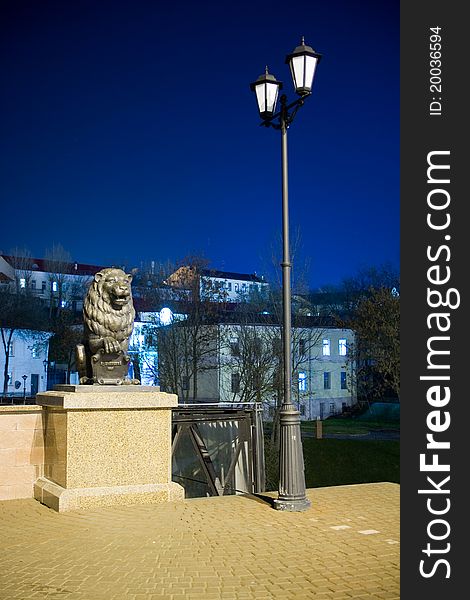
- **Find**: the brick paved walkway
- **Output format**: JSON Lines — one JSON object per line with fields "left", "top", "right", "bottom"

{"left": 0, "top": 483, "right": 399, "bottom": 599}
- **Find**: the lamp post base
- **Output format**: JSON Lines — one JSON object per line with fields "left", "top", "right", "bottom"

{"left": 275, "top": 403, "right": 311, "bottom": 512}
{"left": 273, "top": 496, "right": 311, "bottom": 512}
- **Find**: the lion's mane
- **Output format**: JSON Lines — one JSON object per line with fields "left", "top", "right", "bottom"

{"left": 83, "top": 276, "right": 135, "bottom": 344}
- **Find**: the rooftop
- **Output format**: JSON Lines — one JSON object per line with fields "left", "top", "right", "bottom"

{"left": 0, "top": 482, "right": 399, "bottom": 599}
{"left": 202, "top": 269, "right": 266, "bottom": 284}
{"left": 1, "top": 255, "right": 106, "bottom": 277}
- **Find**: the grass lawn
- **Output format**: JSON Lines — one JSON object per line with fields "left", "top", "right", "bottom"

{"left": 303, "top": 438, "right": 400, "bottom": 488}
{"left": 300, "top": 417, "right": 400, "bottom": 436}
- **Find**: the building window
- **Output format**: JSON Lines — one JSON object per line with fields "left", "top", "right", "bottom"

{"left": 8, "top": 343, "right": 14, "bottom": 357}
{"left": 230, "top": 337, "right": 240, "bottom": 356}
{"left": 31, "top": 347, "right": 39, "bottom": 359}
{"left": 234, "top": 283, "right": 239, "bottom": 292}
{"left": 339, "top": 339, "right": 347, "bottom": 356}
{"left": 41, "top": 281, "right": 46, "bottom": 292}
{"left": 182, "top": 376, "right": 189, "bottom": 391}
{"left": 300, "top": 404, "right": 306, "bottom": 416}
{"left": 341, "top": 372, "right": 347, "bottom": 390}
{"left": 231, "top": 373, "right": 240, "bottom": 393}
{"left": 322, "top": 339, "right": 330, "bottom": 356}
{"left": 298, "top": 371, "right": 307, "bottom": 392}
{"left": 330, "top": 402, "right": 335, "bottom": 414}
{"left": 324, "top": 372, "right": 331, "bottom": 390}
{"left": 227, "top": 282, "right": 232, "bottom": 291}
{"left": 19, "top": 278, "right": 26, "bottom": 289}
{"left": 52, "top": 281, "right": 58, "bottom": 292}
{"left": 61, "top": 300, "right": 67, "bottom": 308}
{"left": 31, "top": 279, "right": 36, "bottom": 290}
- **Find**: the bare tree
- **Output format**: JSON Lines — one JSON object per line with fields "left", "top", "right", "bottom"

{"left": 0, "top": 288, "right": 49, "bottom": 396}
{"left": 47, "top": 310, "right": 83, "bottom": 384}
{"left": 220, "top": 321, "right": 278, "bottom": 404}
{"left": 135, "top": 257, "right": 225, "bottom": 401}
{"left": 7, "top": 247, "right": 34, "bottom": 293}
{"left": 340, "top": 286, "right": 400, "bottom": 402}
{"left": 43, "top": 244, "right": 74, "bottom": 316}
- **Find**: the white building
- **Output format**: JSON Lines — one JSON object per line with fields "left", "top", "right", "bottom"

{"left": 140, "top": 312, "right": 356, "bottom": 420}
{"left": 212, "top": 324, "right": 355, "bottom": 420}
{"left": 165, "top": 266, "right": 269, "bottom": 303}
{"left": 0, "top": 329, "right": 51, "bottom": 398}
{"left": 0, "top": 254, "right": 104, "bottom": 312}
{"left": 200, "top": 269, "right": 269, "bottom": 303}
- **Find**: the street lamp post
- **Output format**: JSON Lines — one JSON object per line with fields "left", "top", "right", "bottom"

{"left": 250, "top": 37, "right": 322, "bottom": 511}
{"left": 22, "top": 374, "right": 28, "bottom": 401}
{"left": 43, "top": 359, "right": 49, "bottom": 391}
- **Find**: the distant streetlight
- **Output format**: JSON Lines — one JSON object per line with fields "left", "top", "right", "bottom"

{"left": 250, "top": 37, "right": 322, "bottom": 512}
{"left": 22, "top": 374, "right": 28, "bottom": 400}
{"left": 43, "top": 359, "right": 48, "bottom": 391}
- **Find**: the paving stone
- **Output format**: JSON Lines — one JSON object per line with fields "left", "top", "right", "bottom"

{"left": 0, "top": 482, "right": 398, "bottom": 600}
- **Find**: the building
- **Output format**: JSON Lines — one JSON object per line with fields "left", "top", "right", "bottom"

{"left": 133, "top": 309, "right": 356, "bottom": 420}
{"left": 0, "top": 254, "right": 105, "bottom": 312}
{"left": 0, "top": 329, "right": 51, "bottom": 399}
{"left": 198, "top": 323, "right": 356, "bottom": 420}
{"left": 165, "top": 266, "right": 269, "bottom": 303}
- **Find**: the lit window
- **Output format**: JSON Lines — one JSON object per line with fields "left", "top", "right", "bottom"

{"left": 324, "top": 372, "right": 331, "bottom": 390}
{"left": 20, "top": 278, "right": 26, "bottom": 288}
{"left": 298, "top": 372, "right": 307, "bottom": 392}
{"left": 52, "top": 281, "right": 58, "bottom": 292}
{"left": 341, "top": 372, "right": 347, "bottom": 390}
{"left": 339, "top": 339, "right": 347, "bottom": 356}
{"left": 322, "top": 339, "right": 330, "bottom": 356}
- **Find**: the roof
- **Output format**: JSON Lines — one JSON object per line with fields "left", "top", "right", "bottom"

{"left": 202, "top": 269, "right": 266, "bottom": 283}
{"left": 1, "top": 255, "right": 106, "bottom": 277}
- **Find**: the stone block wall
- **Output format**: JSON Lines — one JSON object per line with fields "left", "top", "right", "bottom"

{"left": 0, "top": 406, "right": 44, "bottom": 500}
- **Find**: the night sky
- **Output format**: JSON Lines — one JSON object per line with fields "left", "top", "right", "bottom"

{"left": 0, "top": 0, "right": 399, "bottom": 289}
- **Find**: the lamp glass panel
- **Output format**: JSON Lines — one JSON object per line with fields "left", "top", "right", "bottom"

{"left": 291, "top": 55, "right": 305, "bottom": 90}
{"left": 255, "top": 84, "right": 267, "bottom": 113}
{"left": 265, "top": 81, "right": 279, "bottom": 113}
{"left": 304, "top": 55, "right": 318, "bottom": 90}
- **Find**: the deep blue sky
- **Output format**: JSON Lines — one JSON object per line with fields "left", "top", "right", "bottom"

{"left": 0, "top": 0, "right": 399, "bottom": 289}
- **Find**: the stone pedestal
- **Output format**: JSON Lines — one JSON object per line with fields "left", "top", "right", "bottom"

{"left": 34, "top": 386, "right": 184, "bottom": 512}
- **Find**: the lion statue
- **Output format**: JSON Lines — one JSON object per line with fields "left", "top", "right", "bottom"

{"left": 76, "top": 267, "right": 140, "bottom": 385}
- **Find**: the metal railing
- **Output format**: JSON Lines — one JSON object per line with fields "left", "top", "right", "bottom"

{"left": 171, "top": 402, "right": 265, "bottom": 498}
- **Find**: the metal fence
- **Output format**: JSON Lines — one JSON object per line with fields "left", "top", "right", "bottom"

{"left": 171, "top": 403, "right": 265, "bottom": 498}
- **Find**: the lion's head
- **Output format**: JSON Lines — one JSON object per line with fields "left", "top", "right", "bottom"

{"left": 83, "top": 268, "right": 135, "bottom": 344}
